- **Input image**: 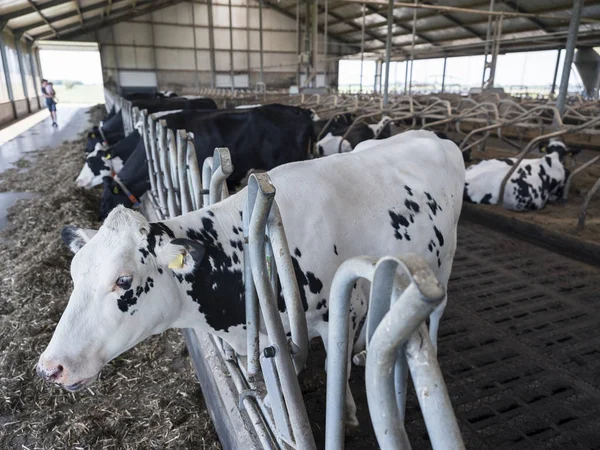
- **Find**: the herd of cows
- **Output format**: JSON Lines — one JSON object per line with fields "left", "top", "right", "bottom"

{"left": 35, "top": 91, "right": 582, "bottom": 430}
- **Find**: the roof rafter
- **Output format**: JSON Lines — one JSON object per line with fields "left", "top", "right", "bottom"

{"left": 364, "top": 3, "right": 436, "bottom": 45}
{"left": 501, "top": 0, "right": 551, "bottom": 33}
{"left": 3, "top": 0, "right": 73, "bottom": 21}
{"left": 73, "top": 0, "right": 84, "bottom": 24}
{"left": 26, "top": 0, "right": 60, "bottom": 37}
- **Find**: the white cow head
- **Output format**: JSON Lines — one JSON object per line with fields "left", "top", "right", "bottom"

{"left": 316, "top": 132, "right": 352, "bottom": 157}
{"left": 76, "top": 143, "right": 123, "bottom": 189}
{"left": 36, "top": 206, "right": 203, "bottom": 391}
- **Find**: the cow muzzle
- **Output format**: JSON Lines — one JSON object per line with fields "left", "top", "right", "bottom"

{"left": 36, "top": 358, "right": 97, "bottom": 392}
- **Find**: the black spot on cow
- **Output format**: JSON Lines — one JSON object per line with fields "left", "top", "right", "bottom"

{"left": 207, "top": 211, "right": 215, "bottom": 217}
{"left": 230, "top": 239, "right": 243, "bottom": 251}
{"left": 404, "top": 199, "right": 420, "bottom": 213}
{"left": 290, "top": 257, "right": 310, "bottom": 312}
{"left": 316, "top": 299, "right": 327, "bottom": 310}
{"left": 146, "top": 222, "right": 175, "bottom": 257}
{"left": 424, "top": 192, "right": 442, "bottom": 216}
{"left": 427, "top": 241, "right": 434, "bottom": 252}
{"left": 433, "top": 226, "right": 445, "bottom": 247}
{"left": 545, "top": 156, "right": 552, "bottom": 167}
{"left": 179, "top": 218, "right": 246, "bottom": 332}
{"left": 294, "top": 248, "right": 302, "bottom": 258}
{"left": 498, "top": 158, "right": 514, "bottom": 166}
{"left": 525, "top": 164, "right": 532, "bottom": 176}
{"left": 232, "top": 225, "right": 239, "bottom": 235}
{"left": 404, "top": 185, "right": 413, "bottom": 196}
{"left": 157, "top": 268, "right": 163, "bottom": 274}
{"left": 334, "top": 245, "right": 338, "bottom": 255}
{"left": 232, "top": 253, "right": 240, "bottom": 264}
{"left": 306, "top": 272, "right": 323, "bottom": 294}
{"left": 117, "top": 289, "right": 137, "bottom": 312}
{"left": 437, "top": 258, "right": 442, "bottom": 268}
{"left": 389, "top": 210, "right": 410, "bottom": 240}
{"left": 404, "top": 233, "right": 411, "bottom": 241}
{"left": 480, "top": 193, "right": 493, "bottom": 204}
{"left": 322, "top": 311, "right": 329, "bottom": 322}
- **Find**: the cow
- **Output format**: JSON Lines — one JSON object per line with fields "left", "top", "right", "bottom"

{"left": 154, "top": 104, "right": 315, "bottom": 187}
{"left": 36, "top": 130, "right": 465, "bottom": 428}
{"left": 124, "top": 91, "right": 178, "bottom": 101}
{"left": 130, "top": 97, "right": 217, "bottom": 114}
{"left": 99, "top": 137, "right": 150, "bottom": 219}
{"left": 77, "top": 130, "right": 141, "bottom": 188}
{"left": 463, "top": 138, "right": 580, "bottom": 210}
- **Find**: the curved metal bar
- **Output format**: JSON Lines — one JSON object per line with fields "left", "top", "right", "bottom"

{"left": 185, "top": 133, "right": 203, "bottom": 211}
{"left": 167, "top": 128, "right": 180, "bottom": 210}
{"left": 139, "top": 110, "right": 159, "bottom": 206}
{"left": 577, "top": 176, "right": 600, "bottom": 231}
{"left": 247, "top": 173, "right": 316, "bottom": 450}
{"left": 202, "top": 156, "right": 213, "bottom": 207}
{"left": 177, "top": 129, "right": 193, "bottom": 214}
{"left": 563, "top": 155, "right": 600, "bottom": 202}
{"left": 157, "top": 120, "right": 180, "bottom": 218}
{"left": 209, "top": 148, "right": 234, "bottom": 205}
{"left": 148, "top": 115, "right": 168, "bottom": 216}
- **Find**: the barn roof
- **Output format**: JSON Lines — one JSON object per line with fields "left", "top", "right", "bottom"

{"left": 1, "top": 0, "right": 599, "bottom": 60}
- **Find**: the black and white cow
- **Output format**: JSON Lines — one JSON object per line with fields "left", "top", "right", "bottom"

{"left": 99, "top": 137, "right": 149, "bottom": 219}
{"left": 37, "top": 130, "right": 465, "bottom": 428}
{"left": 77, "top": 130, "right": 141, "bottom": 188}
{"left": 464, "top": 138, "right": 580, "bottom": 211}
{"left": 130, "top": 96, "right": 217, "bottom": 114}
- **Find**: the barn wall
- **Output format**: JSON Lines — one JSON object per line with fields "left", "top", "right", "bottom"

{"left": 77, "top": 0, "right": 351, "bottom": 93}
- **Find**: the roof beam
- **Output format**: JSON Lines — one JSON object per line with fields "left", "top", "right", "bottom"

{"left": 26, "top": 0, "right": 60, "bottom": 37}
{"left": 364, "top": 3, "right": 436, "bottom": 45}
{"left": 262, "top": 0, "right": 361, "bottom": 52}
{"left": 74, "top": 0, "right": 84, "bottom": 24}
{"left": 2, "top": 0, "right": 72, "bottom": 21}
{"left": 501, "top": 0, "right": 551, "bottom": 33}
{"left": 12, "top": 0, "right": 119, "bottom": 35}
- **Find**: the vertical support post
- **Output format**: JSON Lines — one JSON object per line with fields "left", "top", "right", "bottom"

{"left": 557, "top": 0, "right": 583, "bottom": 115}
{"left": 408, "top": 0, "right": 417, "bottom": 95}
{"left": 110, "top": 25, "right": 121, "bottom": 93}
{"left": 374, "top": 59, "right": 382, "bottom": 93}
{"left": 28, "top": 42, "right": 41, "bottom": 109}
{"left": 311, "top": 0, "right": 318, "bottom": 87}
{"left": 551, "top": 48, "right": 562, "bottom": 95}
{"left": 207, "top": 0, "right": 217, "bottom": 89}
{"left": 14, "top": 35, "right": 31, "bottom": 114}
{"left": 323, "top": 0, "right": 328, "bottom": 87}
{"left": 246, "top": 0, "right": 251, "bottom": 86}
{"left": 190, "top": 0, "right": 200, "bottom": 92}
{"left": 481, "top": 0, "right": 496, "bottom": 87}
{"left": 359, "top": 3, "right": 366, "bottom": 93}
{"left": 228, "top": 0, "right": 235, "bottom": 92}
{"left": 441, "top": 56, "right": 447, "bottom": 92}
{"left": 404, "top": 57, "right": 410, "bottom": 94}
{"left": 296, "top": 0, "right": 300, "bottom": 86}
{"left": 258, "top": 0, "right": 264, "bottom": 88}
{"left": 0, "top": 28, "right": 17, "bottom": 120}
{"left": 383, "top": 0, "right": 393, "bottom": 108}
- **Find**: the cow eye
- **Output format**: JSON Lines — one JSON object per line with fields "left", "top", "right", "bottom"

{"left": 116, "top": 276, "right": 132, "bottom": 290}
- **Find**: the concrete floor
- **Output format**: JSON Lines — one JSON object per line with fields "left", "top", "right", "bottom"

{"left": 0, "top": 104, "right": 94, "bottom": 231}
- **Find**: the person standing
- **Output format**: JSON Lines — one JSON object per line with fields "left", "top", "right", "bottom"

{"left": 41, "top": 79, "right": 58, "bottom": 127}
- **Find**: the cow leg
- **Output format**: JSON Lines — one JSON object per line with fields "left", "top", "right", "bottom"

{"left": 428, "top": 295, "right": 447, "bottom": 354}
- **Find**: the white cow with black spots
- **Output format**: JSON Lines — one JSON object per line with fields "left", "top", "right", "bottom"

{"left": 464, "top": 138, "right": 580, "bottom": 211}
{"left": 37, "top": 130, "right": 465, "bottom": 428}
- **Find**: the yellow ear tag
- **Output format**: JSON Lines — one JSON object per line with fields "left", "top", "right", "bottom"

{"left": 168, "top": 253, "right": 185, "bottom": 269}
{"left": 105, "top": 154, "right": 112, "bottom": 159}
{"left": 540, "top": 146, "right": 546, "bottom": 153}
{"left": 91, "top": 133, "right": 96, "bottom": 138}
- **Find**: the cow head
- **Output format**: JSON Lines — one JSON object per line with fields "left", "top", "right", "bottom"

{"left": 540, "top": 138, "right": 581, "bottom": 162}
{"left": 36, "top": 206, "right": 204, "bottom": 391}
{"left": 76, "top": 144, "right": 122, "bottom": 189}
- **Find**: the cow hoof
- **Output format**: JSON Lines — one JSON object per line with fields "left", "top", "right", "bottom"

{"left": 352, "top": 351, "right": 367, "bottom": 366}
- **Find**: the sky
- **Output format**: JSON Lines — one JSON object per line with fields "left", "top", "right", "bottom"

{"left": 39, "top": 49, "right": 104, "bottom": 85}
{"left": 339, "top": 50, "right": 586, "bottom": 93}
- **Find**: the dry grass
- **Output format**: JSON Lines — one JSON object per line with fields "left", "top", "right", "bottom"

{"left": 0, "top": 105, "right": 221, "bottom": 449}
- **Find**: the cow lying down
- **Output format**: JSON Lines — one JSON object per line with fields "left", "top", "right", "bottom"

{"left": 37, "top": 130, "right": 465, "bottom": 427}
{"left": 464, "top": 138, "right": 580, "bottom": 211}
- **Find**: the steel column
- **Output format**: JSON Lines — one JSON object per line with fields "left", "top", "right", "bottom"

{"left": 323, "top": 0, "right": 328, "bottom": 87}
{"left": 441, "top": 56, "right": 447, "bottom": 92}
{"left": 110, "top": 25, "right": 121, "bottom": 92}
{"left": 207, "top": 0, "right": 217, "bottom": 88}
{"left": 359, "top": 3, "right": 366, "bottom": 92}
{"left": 408, "top": 0, "right": 417, "bottom": 94}
{"left": 551, "top": 48, "right": 562, "bottom": 95}
{"left": 228, "top": 0, "right": 235, "bottom": 92}
{"left": 28, "top": 42, "right": 41, "bottom": 109}
{"left": 0, "top": 30, "right": 17, "bottom": 120}
{"left": 190, "top": 0, "right": 200, "bottom": 91}
{"left": 383, "top": 0, "right": 393, "bottom": 108}
{"left": 258, "top": 0, "right": 264, "bottom": 88}
{"left": 296, "top": 0, "right": 300, "bottom": 86}
{"left": 311, "top": 0, "right": 318, "bottom": 87}
{"left": 14, "top": 36, "right": 31, "bottom": 114}
{"left": 481, "top": 0, "right": 496, "bottom": 87}
{"left": 557, "top": 0, "right": 583, "bottom": 115}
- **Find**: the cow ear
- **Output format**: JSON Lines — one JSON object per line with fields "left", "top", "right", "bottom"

{"left": 61, "top": 225, "right": 97, "bottom": 254}
{"left": 158, "top": 238, "right": 205, "bottom": 273}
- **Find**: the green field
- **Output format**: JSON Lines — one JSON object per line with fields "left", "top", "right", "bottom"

{"left": 52, "top": 84, "right": 104, "bottom": 104}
